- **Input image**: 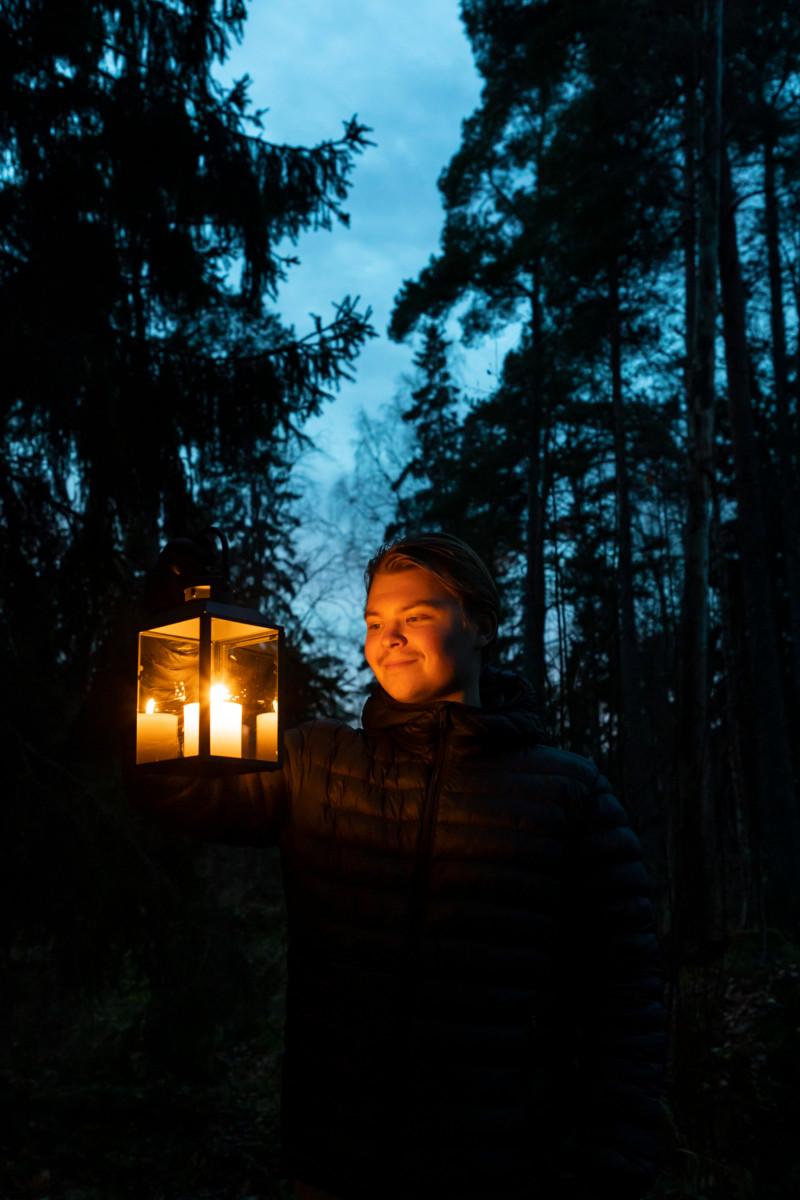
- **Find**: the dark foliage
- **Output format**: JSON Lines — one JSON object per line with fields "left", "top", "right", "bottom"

{"left": 1, "top": 3, "right": 373, "bottom": 1195}
{"left": 385, "top": 1, "right": 800, "bottom": 1195}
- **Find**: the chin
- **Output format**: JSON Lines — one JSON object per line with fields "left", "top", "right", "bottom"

{"left": 378, "top": 675, "right": 425, "bottom": 704}
{"left": 381, "top": 677, "right": 450, "bottom": 705}
{"left": 382, "top": 683, "right": 421, "bottom": 703}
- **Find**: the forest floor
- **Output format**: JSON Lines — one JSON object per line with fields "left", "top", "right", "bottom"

{"left": 2, "top": 843, "right": 292, "bottom": 1200}
{"left": 656, "top": 933, "right": 800, "bottom": 1200}
{"left": 0, "top": 1036, "right": 287, "bottom": 1195}
{"left": 1, "top": 1035, "right": 289, "bottom": 1200}
{"left": 3, "top": 874, "right": 800, "bottom": 1200}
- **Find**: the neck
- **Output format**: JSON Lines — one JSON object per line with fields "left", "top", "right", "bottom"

{"left": 437, "top": 675, "right": 481, "bottom": 707}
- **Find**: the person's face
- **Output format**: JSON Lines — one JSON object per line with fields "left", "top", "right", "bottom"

{"left": 364, "top": 566, "right": 490, "bottom": 705}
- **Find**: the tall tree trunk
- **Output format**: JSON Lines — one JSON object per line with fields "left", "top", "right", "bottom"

{"left": 673, "top": 0, "right": 723, "bottom": 959}
{"left": 659, "top": 473, "right": 680, "bottom": 637}
{"left": 565, "top": 471, "right": 593, "bottom": 753}
{"left": 710, "top": 491, "right": 756, "bottom": 929}
{"left": 162, "top": 443, "right": 193, "bottom": 538}
{"left": 718, "top": 142, "right": 800, "bottom": 937}
{"left": 123, "top": 238, "right": 161, "bottom": 567}
{"left": 523, "top": 268, "right": 547, "bottom": 703}
{"left": 523, "top": 96, "right": 551, "bottom": 705}
{"left": 551, "top": 484, "right": 567, "bottom": 742}
{"left": 608, "top": 265, "right": 655, "bottom": 860}
{"left": 668, "top": 6, "right": 726, "bottom": 1138}
{"left": 682, "top": 22, "right": 698, "bottom": 406}
{"left": 791, "top": 263, "right": 800, "bottom": 378}
{"left": 763, "top": 134, "right": 800, "bottom": 712}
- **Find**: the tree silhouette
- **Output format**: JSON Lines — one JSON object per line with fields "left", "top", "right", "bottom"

{"left": 1, "top": 0, "right": 375, "bottom": 738}
{"left": 381, "top": 4, "right": 800, "bottom": 1187}
{"left": 1, "top": 7, "right": 374, "bottom": 1175}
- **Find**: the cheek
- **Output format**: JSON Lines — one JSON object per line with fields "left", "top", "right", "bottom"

{"left": 420, "top": 625, "right": 454, "bottom": 661}
{"left": 438, "top": 624, "right": 471, "bottom": 664}
{"left": 364, "top": 633, "right": 383, "bottom": 670}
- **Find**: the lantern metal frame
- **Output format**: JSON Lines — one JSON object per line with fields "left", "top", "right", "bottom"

{"left": 136, "top": 596, "right": 284, "bottom": 776}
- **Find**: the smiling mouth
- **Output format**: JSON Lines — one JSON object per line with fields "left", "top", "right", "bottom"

{"left": 382, "top": 659, "right": 419, "bottom": 668}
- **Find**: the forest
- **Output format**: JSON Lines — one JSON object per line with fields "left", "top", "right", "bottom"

{"left": 2, "top": 1, "right": 799, "bottom": 1197}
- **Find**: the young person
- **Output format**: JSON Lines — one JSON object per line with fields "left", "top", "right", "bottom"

{"left": 135, "top": 533, "right": 665, "bottom": 1200}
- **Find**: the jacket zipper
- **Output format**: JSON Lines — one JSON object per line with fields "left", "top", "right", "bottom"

{"left": 409, "top": 705, "right": 450, "bottom": 944}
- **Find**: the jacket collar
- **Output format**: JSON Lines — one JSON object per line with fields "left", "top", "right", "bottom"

{"left": 360, "top": 666, "right": 547, "bottom": 756}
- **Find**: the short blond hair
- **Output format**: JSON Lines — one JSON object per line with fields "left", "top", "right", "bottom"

{"left": 365, "top": 532, "right": 499, "bottom": 642}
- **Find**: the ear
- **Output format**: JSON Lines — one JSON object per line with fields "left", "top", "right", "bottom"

{"left": 474, "top": 611, "right": 497, "bottom": 648}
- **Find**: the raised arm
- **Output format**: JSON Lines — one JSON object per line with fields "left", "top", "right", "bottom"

{"left": 568, "top": 769, "right": 667, "bottom": 1199}
{"left": 129, "top": 730, "right": 298, "bottom": 846}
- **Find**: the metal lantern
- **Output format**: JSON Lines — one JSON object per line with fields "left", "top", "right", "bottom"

{"left": 136, "top": 582, "right": 283, "bottom": 775}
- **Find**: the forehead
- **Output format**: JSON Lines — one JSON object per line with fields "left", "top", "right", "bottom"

{"left": 365, "top": 566, "right": 459, "bottom": 611}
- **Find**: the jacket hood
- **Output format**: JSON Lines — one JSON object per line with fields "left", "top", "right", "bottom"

{"left": 360, "top": 666, "right": 547, "bottom": 757}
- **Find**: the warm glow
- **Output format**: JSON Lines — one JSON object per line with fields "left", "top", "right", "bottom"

{"left": 184, "top": 684, "right": 242, "bottom": 757}
{"left": 256, "top": 698, "right": 279, "bottom": 760}
{"left": 137, "top": 700, "right": 178, "bottom": 763}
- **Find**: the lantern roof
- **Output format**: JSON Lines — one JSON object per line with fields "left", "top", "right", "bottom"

{"left": 141, "top": 596, "right": 282, "bottom": 633}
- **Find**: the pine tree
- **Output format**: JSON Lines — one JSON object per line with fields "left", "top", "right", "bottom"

{"left": 387, "top": 322, "right": 463, "bottom": 537}
{"left": 0, "top": 0, "right": 374, "bottom": 745}
{"left": 376, "top": 0, "right": 800, "bottom": 1189}
{"left": 0, "top": 0, "right": 376, "bottom": 1034}
{"left": 389, "top": 0, "right": 685, "bottom": 829}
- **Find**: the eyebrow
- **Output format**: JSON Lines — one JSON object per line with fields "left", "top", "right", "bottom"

{"left": 364, "top": 598, "right": 448, "bottom": 618}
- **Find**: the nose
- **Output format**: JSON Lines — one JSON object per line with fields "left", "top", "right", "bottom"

{"left": 380, "top": 622, "right": 406, "bottom": 649}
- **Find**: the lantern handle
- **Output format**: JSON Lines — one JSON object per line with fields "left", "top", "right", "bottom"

{"left": 200, "top": 526, "right": 230, "bottom": 584}
{"left": 144, "top": 527, "right": 233, "bottom": 612}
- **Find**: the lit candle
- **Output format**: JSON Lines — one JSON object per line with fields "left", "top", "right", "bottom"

{"left": 137, "top": 698, "right": 179, "bottom": 763}
{"left": 183, "top": 684, "right": 243, "bottom": 758}
{"left": 209, "top": 684, "right": 243, "bottom": 757}
{"left": 256, "top": 701, "right": 278, "bottom": 761}
{"left": 183, "top": 703, "right": 199, "bottom": 756}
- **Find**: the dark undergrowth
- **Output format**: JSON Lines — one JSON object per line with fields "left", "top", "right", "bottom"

{"left": 2, "top": 828, "right": 292, "bottom": 1200}
{"left": 3, "top": 797, "right": 799, "bottom": 1200}
{"left": 654, "top": 933, "right": 800, "bottom": 1200}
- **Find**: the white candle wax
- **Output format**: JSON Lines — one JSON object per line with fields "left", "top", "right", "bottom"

{"left": 137, "top": 711, "right": 179, "bottom": 763}
{"left": 256, "top": 710, "right": 278, "bottom": 761}
{"left": 183, "top": 702, "right": 199, "bottom": 756}
{"left": 183, "top": 697, "right": 243, "bottom": 757}
{"left": 211, "top": 697, "right": 242, "bottom": 757}
{"left": 183, "top": 700, "right": 199, "bottom": 753}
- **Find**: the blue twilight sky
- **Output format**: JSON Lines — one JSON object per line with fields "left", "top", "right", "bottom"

{"left": 218, "top": 0, "right": 488, "bottom": 483}
{"left": 215, "top": 2, "right": 523, "bottom": 695}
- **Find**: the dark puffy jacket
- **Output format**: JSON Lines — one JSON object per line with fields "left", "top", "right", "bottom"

{"left": 134, "top": 668, "right": 665, "bottom": 1199}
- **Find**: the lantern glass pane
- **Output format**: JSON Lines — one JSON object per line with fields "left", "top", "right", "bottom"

{"left": 136, "top": 618, "right": 200, "bottom": 764}
{"left": 210, "top": 618, "right": 280, "bottom": 762}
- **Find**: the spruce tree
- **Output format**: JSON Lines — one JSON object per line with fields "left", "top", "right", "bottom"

{"left": 387, "top": 322, "right": 463, "bottom": 537}
{"left": 0, "top": 0, "right": 374, "bottom": 739}
{"left": 0, "top": 1, "right": 375, "bottom": 1066}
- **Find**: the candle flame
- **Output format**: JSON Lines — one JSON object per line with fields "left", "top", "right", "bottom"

{"left": 211, "top": 683, "right": 231, "bottom": 703}
{"left": 145, "top": 698, "right": 156, "bottom": 714}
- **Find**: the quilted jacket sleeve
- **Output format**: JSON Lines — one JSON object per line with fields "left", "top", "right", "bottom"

{"left": 568, "top": 768, "right": 667, "bottom": 1200}
{"left": 129, "top": 728, "right": 299, "bottom": 846}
